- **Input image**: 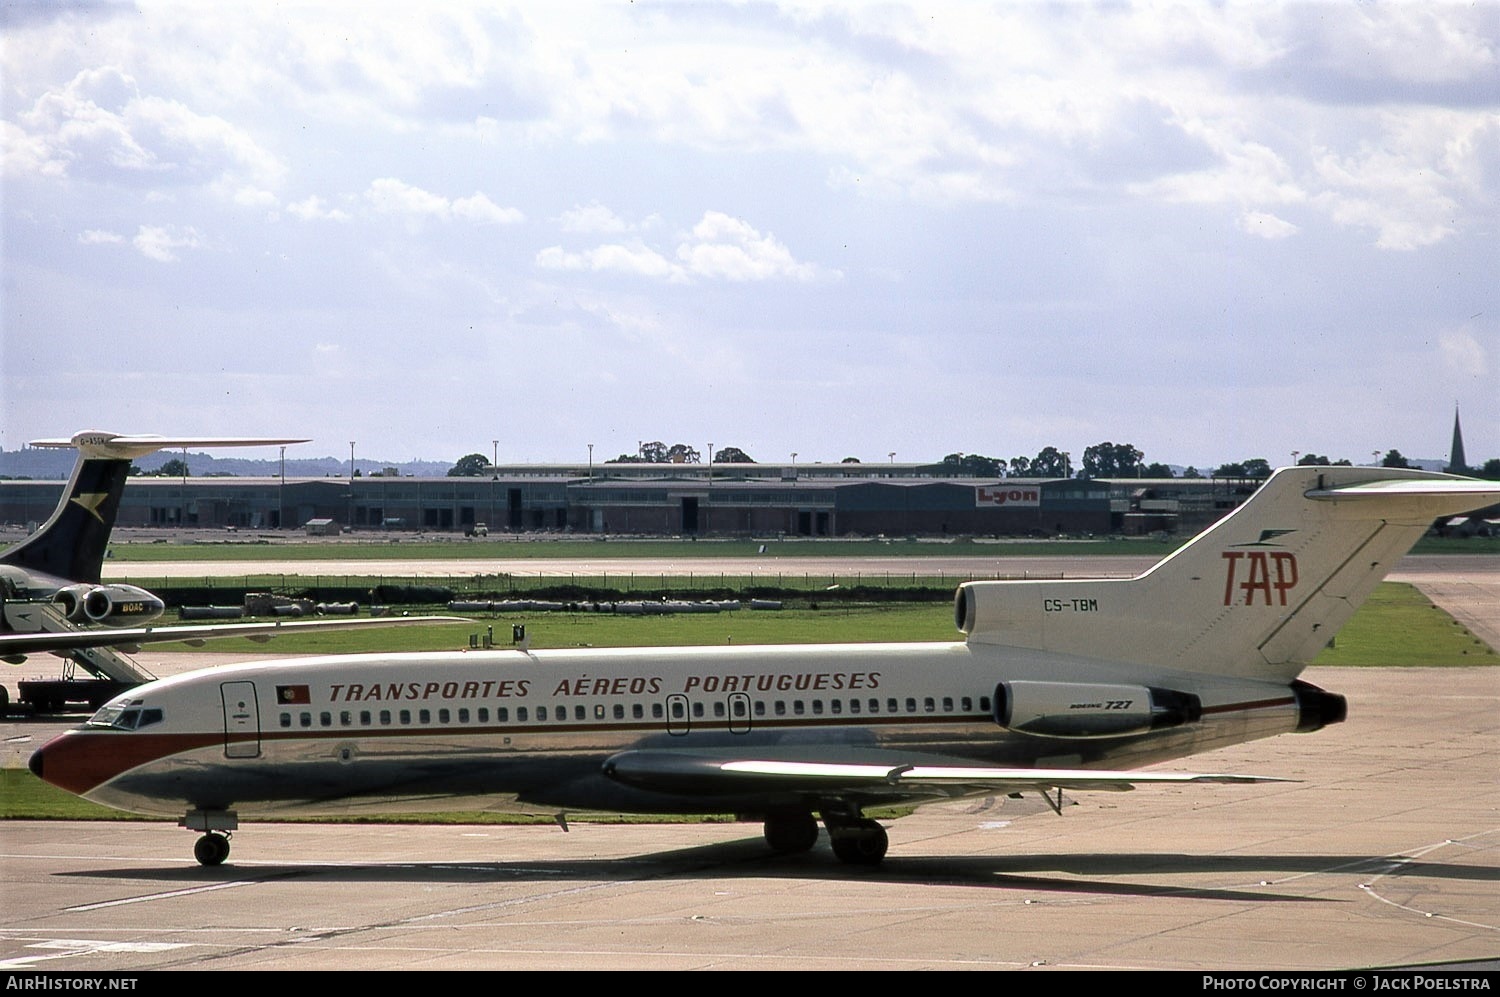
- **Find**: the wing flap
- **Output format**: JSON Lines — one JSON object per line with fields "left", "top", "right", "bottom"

{"left": 603, "top": 750, "right": 1289, "bottom": 801}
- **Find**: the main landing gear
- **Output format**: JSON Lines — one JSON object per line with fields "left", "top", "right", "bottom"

{"left": 181, "top": 808, "right": 238, "bottom": 867}
{"left": 761, "top": 809, "right": 889, "bottom": 865}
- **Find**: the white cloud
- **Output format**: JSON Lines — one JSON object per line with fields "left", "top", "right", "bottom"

{"left": 364, "top": 178, "right": 521, "bottom": 225}
{"left": 13, "top": 67, "right": 283, "bottom": 193}
{"left": 132, "top": 224, "right": 203, "bottom": 262}
{"left": 1237, "top": 211, "right": 1298, "bottom": 240}
{"left": 78, "top": 229, "right": 124, "bottom": 245}
{"left": 537, "top": 211, "right": 826, "bottom": 283}
{"left": 452, "top": 192, "right": 523, "bottom": 224}
{"left": 536, "top": 242, "right": 682, "bottom": 281}
{"left": 1440, "top": 328, "right": 1488, "bottom": 378}
{"left": 560, "top": 202, "right": 630, "bottom": 234}
{"left": 677, "top": 212, "right": 820, "bottom": 282}
{"left": 287, "top": 196, "right": 352, "bottom": 222}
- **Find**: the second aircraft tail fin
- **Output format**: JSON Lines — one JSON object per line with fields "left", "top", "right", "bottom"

{"left": 0, "top": 432, "right": 309, "bottom": 587}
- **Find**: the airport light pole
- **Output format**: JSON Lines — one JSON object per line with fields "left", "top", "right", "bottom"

{"left": 349, "top": 441, "right": 355, "bottom": 530}
{"left": 279, "top": 446, "right": 286, "bottom": 530}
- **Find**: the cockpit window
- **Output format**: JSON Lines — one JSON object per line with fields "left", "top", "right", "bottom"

{"left": 86, "top": 705, "right": 164, "bottom": 731}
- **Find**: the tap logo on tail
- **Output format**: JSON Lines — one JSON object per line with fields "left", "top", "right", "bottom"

{"left": 1223, "top": 531, "right": 1298, "bottom": 606}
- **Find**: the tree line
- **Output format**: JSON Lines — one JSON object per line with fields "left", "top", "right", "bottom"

{"left": 445, "top": 441, "right": 1500, "bottom": 479}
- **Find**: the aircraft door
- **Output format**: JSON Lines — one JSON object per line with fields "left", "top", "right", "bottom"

{"left": 221, "top": 681, "right": 261, "bottom": 758}
{"left": 665, "top": 693, "right": 690, "bottom": 736}
{"left": 728, "top": 693, "right": 751, "bottom": 734}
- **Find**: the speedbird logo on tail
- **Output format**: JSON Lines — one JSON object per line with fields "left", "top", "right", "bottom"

{"left": 68, "top": 493, "right": 110, "bottom": 523}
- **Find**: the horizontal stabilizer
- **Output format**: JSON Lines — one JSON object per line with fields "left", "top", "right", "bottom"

{"left": 1307, "top": 477, "right": 1500, "bottom": 501}
{"left": 29, "top": 431, "right": 311, "bottom": 461}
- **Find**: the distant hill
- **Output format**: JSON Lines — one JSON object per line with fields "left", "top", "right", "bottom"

{"left": 0, "top": 447, "right": 451, "bottom": 480}
{"left": 0, "top": 446, "right": 1461, "bottom": 482}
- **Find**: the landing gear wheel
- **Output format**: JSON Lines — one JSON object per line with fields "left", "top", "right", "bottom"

{"left": 763, "top": 811, "right": 819, "bottom": 854}
{"left": 194, "top": 832, "right": 230, "bottom": 867}
{"left": 827, "top": 818, "right": 888, "bottom": 866}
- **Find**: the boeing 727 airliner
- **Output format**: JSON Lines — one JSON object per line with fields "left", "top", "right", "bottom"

{"left": 28, "top": 464, "right": 1500, "bottom": 867}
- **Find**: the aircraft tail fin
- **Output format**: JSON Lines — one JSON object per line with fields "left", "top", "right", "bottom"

{"left": 956, "top": 466, "right": 1500, "bottom": 681}
{"left": 0, "top": 432, "right": 308, "bottom": 586}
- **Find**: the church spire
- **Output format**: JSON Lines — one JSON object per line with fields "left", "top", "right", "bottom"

{"left": 1448, "top": 405, "right": 1468, "bottom": 474}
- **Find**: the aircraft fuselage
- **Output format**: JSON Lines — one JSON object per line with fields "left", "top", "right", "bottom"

{"left": 32, "top": 642, "right": 1312, "bottom": 820}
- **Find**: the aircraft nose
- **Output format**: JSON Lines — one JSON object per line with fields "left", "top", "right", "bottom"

{"left": 24, "top": 731, "right": 118, "bottom": 796}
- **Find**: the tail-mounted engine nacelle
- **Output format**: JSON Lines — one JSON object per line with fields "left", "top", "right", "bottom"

{"left": 994, "top": 680, "right": 1202, "bottom": 739}
{"left": 54, "top": 583, "right": 164, "bottom": 626}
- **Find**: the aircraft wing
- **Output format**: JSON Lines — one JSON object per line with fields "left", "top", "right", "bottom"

{"left": 0, "top": 616, "right": 471, "bottom": 658}
{"left": 602, "top": 750, "right": 1290, "bottom": 804}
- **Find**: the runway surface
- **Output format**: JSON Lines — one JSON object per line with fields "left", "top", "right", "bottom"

{"left": 2, "top": 667, "right": 1497, "bottom": 971}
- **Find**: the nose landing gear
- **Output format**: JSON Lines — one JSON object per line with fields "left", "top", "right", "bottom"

{"left": 193, "top": 832, "right": 231, "bottom": 866}
{"left": 181, "top": 808, "right": 238, "bottom": 866}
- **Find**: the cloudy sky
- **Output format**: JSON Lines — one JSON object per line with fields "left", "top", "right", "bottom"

{"left": 3, "top": 2, "right": 1496, "bottom": 471}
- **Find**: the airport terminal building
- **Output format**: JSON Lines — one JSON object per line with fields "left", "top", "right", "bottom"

{"left": 0, "top": 461, "right": 1263, "bottom": 539}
